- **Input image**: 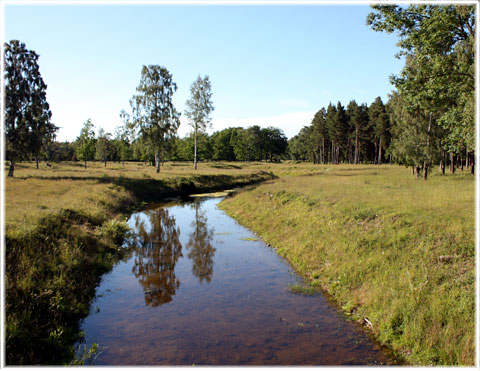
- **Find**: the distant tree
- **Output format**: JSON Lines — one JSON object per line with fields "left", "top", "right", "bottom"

{"left": 262, "top": 127, "right": 288, "bottom": 162}
{"left": 173, "top": 134, "right": 211, "bottom": 162}
{"left": 346, "top": 100, "right": 361, "bottom": 164}
{"left": 211, "top": 128, "right": 237, "bottom": 161}
{"left": 44, "top": 141, "right": 75, "bottom": 162}
{"left": 75, "top": 119, "right": 96, "bottom": 169}
{"left": 369, "top": 97, "right": 390, "bottom": 164}
{"left": 288, "top": 126, "right": 313, "bottom": 161}
{"left": 184, "top": 75, "right": 214, "bottom": 170}
{"left": 4, "top": 40, "right": 58, "bottom": 176}
{"left": 311, "top": 108, "right": 329, "bottom": 164}
{"left": 95, "top": 127, "right": 112, "bottom": 167}
{"left": 113, "top": 123, "right": 133, "bottom": 166}
{"left": 129, "top": 65, "right": 181, "bottom": 173}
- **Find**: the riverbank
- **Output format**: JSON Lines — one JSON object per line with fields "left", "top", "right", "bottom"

{"left": 4, "top": 161, "right": 275, "bottom": 365}
{"left": 219, "top": 164, "right": 475, "bottom": 366}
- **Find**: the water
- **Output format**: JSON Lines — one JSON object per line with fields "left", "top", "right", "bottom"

{"left": 79, "top": 196, "right": 393, "bottom": 365}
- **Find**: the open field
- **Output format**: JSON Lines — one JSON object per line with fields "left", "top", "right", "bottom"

{"left": 4, "top": 161, "right": 475, "bottom": 365}
{"left": 4, "top": 160, "right": 275, "bottom": 365}
{"left": 220, "top": 163, "right": 475, "bottom": 365}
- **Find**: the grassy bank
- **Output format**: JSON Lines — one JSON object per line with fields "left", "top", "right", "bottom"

{"left": 4, "top": 161, "right": 275, "bottom": 365}
{"left": 220, "top": 164, "right": 475, "bottom": 366}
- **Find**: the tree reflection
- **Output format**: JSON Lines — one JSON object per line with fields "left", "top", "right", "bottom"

{"left": 130, "top": 207, "right": 182, "bottom": 307}
{"left": 186, "top": 199, "right": 216, "bottom": 283}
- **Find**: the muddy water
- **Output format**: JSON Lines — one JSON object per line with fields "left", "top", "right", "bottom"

{"left": 79, "top": 196, "right": 393, "bottom": 365}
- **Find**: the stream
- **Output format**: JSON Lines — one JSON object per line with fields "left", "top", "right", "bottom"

{"left": 79, "top": 195, "right": 393, "bottom": 365}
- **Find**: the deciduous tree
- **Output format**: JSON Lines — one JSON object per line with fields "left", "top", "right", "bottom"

{"left": 184, "top": 75, "right": 214, "bottom": 170}
{"left": 129, "top": 65, "right": 181, "bottom": 173}
{"left": 75, "top": 119, "right": 96, "bottom": 169}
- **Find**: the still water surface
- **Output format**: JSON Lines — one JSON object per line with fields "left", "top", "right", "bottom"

{"left": 80, "top": 196, "right": 392, "bottom": 365}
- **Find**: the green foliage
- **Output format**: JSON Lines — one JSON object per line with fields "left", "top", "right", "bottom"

{"left": 369, "top": 97, "right": 391, "bottom": 164}
{"left": 367, "top": 4, "right": 475, "bottom": 155}
{"left": 211, "top": 127, "right": 238, "bottom": 161}
{"left": 74, "top": 119, "right": 96, "bottom": 168}
{"left": 387, "top": 91, "right": 443, "bottom": 168}
{"left": 45, "top": 141, "right": 76, "bottom": 162}
{"left": 95, "top": 127, "right": 112, "bottom": 165}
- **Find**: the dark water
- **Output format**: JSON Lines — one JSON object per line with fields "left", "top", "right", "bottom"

{"left": 79, "top": 196, "right": 393, "bottom": 365}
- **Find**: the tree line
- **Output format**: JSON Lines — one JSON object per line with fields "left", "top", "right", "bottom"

{"left": 4, "top": 4, "right": 474, "bottom": 179}
{"left": 42, "top": 123, "right": 289, "bottom": 166}
{"left": 288, "top": 97, "right": 391, "bottom": 166}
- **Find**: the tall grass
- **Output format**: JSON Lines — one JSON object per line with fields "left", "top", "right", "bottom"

{"left": 220, "top": 164, "right": 475, "bottom": 365}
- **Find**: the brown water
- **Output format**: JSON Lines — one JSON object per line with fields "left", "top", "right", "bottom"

{"left": 79, "top": 196, "right": 393, "bottom": 365}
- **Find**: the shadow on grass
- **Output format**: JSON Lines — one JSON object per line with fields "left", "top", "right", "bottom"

{"left": 17, "top": 171, "right": 277, "bottom": 204}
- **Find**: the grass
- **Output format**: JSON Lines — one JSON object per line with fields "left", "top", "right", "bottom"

{"left": 4, "top": 160, "right": 276, "bottom": 365}
{"left": 219, "top": 163, "right": 475, "bottom": 366}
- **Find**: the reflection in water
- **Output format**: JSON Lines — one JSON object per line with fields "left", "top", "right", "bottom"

{"left": 81, "top": 197, "right": 395, "bottom": 365}
{"left": 186, "top": 199, "right": 216, "bottom": 283}
{"left": 130, "top": 208, "right": 182, "bottom": 307}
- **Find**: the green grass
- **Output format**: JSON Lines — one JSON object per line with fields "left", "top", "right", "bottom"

{"left": 219, "top": 163, "right": 475, "bottom": 366}
{"left": 4, "top": 160, "right": 275, "bottom": 365}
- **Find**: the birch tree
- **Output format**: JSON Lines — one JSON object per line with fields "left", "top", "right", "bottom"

{"left": 130, "top": 65, "right": 180, "bottom": 173}
{"left": 184, "top": 75, "right": 214, "bottom": 170}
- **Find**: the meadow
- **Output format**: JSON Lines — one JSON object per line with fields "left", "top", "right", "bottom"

{"left": 4, "top": 160, "right": 475, "bottom": 365}
{"left": 220, "top": 163, "right": 475, "bottom": 365}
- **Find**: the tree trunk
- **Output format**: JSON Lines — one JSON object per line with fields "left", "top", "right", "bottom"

{"left": 415, "top": 166, "right": 420, "bottom": 178}
{"left": 471, "top": 157, "right": 475, "bottom": 174}
{"left": 8, "top": 160, "right": 14, "bottom": 177}
{"left": 354, "top": 129, "right": 359, "bottom": 165}
{"left": 35, "top": 156, "right": 39, "bottom": 169}
{"left": 104, "top": 157, "right": 107, "bottom": 167}
{"left": 423, "top": 161, "right": 428, "bottom": 180}
{"left": 378, "top": 138, "right": 382, "bottom": 165}
{"left": 412, "top": 166, "right": 415, "bottom": 176}
{"left": 466, "top": 148, "right": 469, "bottom": 169}
{"left": 440, "top": 150, "right": 445, "bottom": 175}
{"left": 84, "top": 160, "right": 87, "bottom": 169}
{"left": 450, "top": 152, "right": 455, "bottom": 174}
{"left": 322, "top": 138, "right": 326, "bottom": 164}
{"left": 155, "top": 151, "right": 161, "bottom": 173}
{"left": 194, "top": 130, "right": 198, "bottom": 170}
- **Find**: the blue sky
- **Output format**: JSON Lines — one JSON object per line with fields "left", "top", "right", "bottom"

{"left": 4, "top": 1, "right": 404, "bottom": 141}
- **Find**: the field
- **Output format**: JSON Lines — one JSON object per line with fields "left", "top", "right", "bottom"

{"left": 4, "top": 160, "right": 475, "bottom": 365}
{"left": 220, "top": 163, "right": 475, "bottom": 365}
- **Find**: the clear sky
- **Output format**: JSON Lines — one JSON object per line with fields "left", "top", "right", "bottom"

{"left": 3, "top": 1, "right": 404, "bottom": 141}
